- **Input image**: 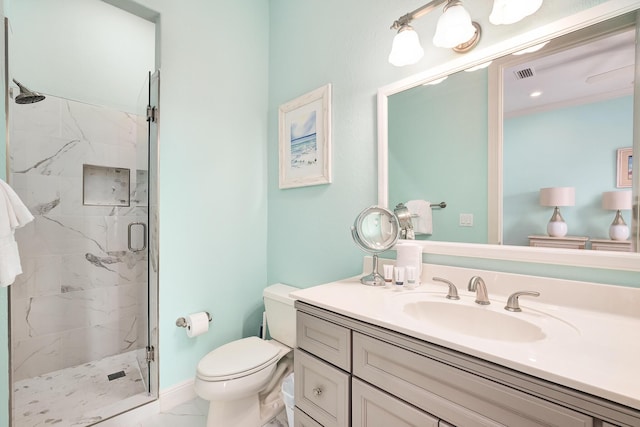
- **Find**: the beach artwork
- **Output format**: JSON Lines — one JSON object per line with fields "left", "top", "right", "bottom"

{"left": 290, "top": 110, "right": 318, "bottom": 170}
{"left": 278, "top": 84, "right": 332, "bottom": 189}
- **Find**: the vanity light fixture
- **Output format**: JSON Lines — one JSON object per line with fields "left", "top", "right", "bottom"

{"left": 388, "top": 0, "right": 480, "bottom": 66}
{"left": 539, "top": 186, "right": 575, "bottom": 237}
{"left": 602, "top": 190, "right": 632, "bottom": 241}
{"left": 388, "top": 0, "right": 544, "bottom": 66}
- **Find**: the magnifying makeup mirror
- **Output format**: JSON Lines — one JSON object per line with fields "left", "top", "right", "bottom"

{"left": 351, "top": 206, "right": 400, "bottom": 286}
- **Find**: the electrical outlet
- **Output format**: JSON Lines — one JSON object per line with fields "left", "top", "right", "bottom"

{"left": 459, "top": 213, "right": 473, "bottom": 227}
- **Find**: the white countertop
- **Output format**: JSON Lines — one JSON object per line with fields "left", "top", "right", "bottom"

{"left": 291, "top": 272, "right": 640, "bottom": 410}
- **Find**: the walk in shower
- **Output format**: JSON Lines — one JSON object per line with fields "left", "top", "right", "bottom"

{"left": 7, "top": 72, "right": 159, "bottom": 426}
{"left": 5, "top": 2, "right": 160, "bottom": 425}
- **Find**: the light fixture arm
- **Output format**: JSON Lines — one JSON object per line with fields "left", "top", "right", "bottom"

{"left": 390, "top": 0, "right": 448, "bottom": 30}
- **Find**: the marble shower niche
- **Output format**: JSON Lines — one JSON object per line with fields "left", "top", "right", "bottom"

{"left": 9, "top": 94, "right": 149, "bottom": 381}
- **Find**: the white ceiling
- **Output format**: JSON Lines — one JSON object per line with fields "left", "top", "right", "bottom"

{"left": 503, "top": 27, "right": 635, "bottom": 117}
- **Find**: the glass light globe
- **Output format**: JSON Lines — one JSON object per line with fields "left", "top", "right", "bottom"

{"left": 433, "top": 4, "right": 476, "bottom": 49}
{"left": 388, "top": 26, "right": 424, "bottom": 66}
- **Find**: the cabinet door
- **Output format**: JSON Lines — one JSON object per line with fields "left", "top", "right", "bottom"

{"left": 295, "top": 349, "right": 350, "bottom": 427}
{"left": 352, "top": 378, "right": 438, "bottom": 427}
{"left": 353, "top": 332, "right": 593, "bottom": 427}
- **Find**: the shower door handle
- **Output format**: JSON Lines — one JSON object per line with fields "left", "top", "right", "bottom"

{"left": 128, "top": 222, "right": 147, "bottom": 252}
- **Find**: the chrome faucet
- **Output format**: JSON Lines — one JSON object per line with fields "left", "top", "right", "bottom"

{"left": 468, "top": 276, "right": 490, "bottom": 305}
{"left": 432, "top": 277, "right": 460, "bottom": 300}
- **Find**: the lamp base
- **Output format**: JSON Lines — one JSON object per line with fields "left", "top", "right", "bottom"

{"left": 609, "top": 224, "right": 629, "bottom": 241}
{"left": 609, "top": 210, "right": 629, "bottom": 241}
{"left": 547, "top": 207, "right": 568, "bottom": 237}
{"left": 547, "top": 221, "right": 568, "bottom": 237}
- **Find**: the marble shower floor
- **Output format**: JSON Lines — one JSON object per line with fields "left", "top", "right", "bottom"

{"left": 13, "top": 350, "right": 150, "bottom": 427}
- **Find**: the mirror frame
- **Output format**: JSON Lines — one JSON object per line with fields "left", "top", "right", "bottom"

{"left": 378, "top": 0, "right": 640, "bottom": 272}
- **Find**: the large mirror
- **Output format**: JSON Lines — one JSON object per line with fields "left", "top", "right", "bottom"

{"left": 378, "top": 4, "right": 640, "bottom": 271}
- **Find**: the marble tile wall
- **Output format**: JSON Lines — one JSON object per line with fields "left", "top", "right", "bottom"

{"left": 9, "top": 95, "right": 149, "bottom": 381}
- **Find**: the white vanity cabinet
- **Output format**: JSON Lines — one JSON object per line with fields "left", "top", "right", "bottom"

{"left": 294, "top": 301, "right": 638, "bottom": 427}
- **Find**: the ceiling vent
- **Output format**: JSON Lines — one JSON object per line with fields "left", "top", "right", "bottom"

{"left": 513, "top": 67, "right": 535, "bottom": 80}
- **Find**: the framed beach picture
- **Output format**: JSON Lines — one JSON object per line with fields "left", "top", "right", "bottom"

{"left": 278, "top": 84, "right": 332, "bottom": 189}
{"left": 616, "top": 147, "right": 632, "bottom": 188}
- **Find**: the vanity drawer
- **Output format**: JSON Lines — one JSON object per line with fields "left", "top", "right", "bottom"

{"left": 294, "top": 348, "right": 350, "bottom": 427}
{"left": 295, "top": 407, "right": 323, "bottom": 427}
{"left": 353, "top": 332, "right": 593, "bottom": 427}
{"left": 297, "top": 311, "right": 351, "bottom": 371}
{"left": 352, "top": 377, "right": 438, "bottom": 427}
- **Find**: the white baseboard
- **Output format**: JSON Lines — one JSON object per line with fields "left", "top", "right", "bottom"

{"left": 159, "top": 377, "right": 197, "bottom": 412}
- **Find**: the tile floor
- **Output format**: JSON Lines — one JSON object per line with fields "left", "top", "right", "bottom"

{"left": 134, "top": 398, "right": 289, "bottom": 427}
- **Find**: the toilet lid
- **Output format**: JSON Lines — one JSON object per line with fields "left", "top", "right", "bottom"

{"left": 197, "top": 336, "right": 281, "bottom": 381}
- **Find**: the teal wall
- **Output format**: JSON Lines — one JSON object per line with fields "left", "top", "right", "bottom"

{"left": 388, "top": 69, "right": 488, "bottom": 243}
{"left": 504, "top": 96, "right": 633, "bottom": 245}
{"left": 132, "top": 0, "right": 271, "bottom": 389}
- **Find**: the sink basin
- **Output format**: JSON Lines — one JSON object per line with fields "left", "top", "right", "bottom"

{"left": 402, "top": 300, "right": 546, "bottom": 342}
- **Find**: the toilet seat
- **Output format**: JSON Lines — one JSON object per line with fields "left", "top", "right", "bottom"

{"left": 196, "top": 336, "right": 281, "bottom": 382}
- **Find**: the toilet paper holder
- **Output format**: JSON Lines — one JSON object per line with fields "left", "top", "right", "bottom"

{"left": 176, "top": 312, "right": 212, "bottom": 328}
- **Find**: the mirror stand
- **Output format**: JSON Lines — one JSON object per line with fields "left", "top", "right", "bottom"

{"left": 351, "top": 206, "right": 400, "bottom": 286}
{"left": 360, "top": 254, "right": 385, "bottom": 286}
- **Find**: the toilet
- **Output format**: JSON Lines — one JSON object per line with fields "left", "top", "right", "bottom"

{"left": 194, "top": 283, "right": 299, "bottom": 427}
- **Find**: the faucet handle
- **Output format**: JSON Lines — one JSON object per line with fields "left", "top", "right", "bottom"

{"left": 505, "top": 291, "right": 540, "bottom": 312}
{"left": 432, "top": 277, "right": 460, "bottom": 300}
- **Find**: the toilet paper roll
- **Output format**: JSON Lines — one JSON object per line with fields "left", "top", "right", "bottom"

{"left": 186, "top": 312, "right": 210, "bottom": 337}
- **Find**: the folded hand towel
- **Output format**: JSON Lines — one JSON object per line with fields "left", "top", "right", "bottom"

{"left": 406, "top": 200, "right": 433, "bottom": 235}
{"left": 0, "top": 179, "right": 34, "bottom": 287}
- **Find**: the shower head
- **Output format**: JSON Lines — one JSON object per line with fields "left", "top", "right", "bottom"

{"left": 12, "top": 79, "right": 45, "bottom": 104}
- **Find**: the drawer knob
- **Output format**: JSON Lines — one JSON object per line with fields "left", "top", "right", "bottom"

{"left": 312, "top": 387, "right": 323, "bottom": 397}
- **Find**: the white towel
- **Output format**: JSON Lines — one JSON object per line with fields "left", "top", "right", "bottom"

{"left": 406, "top": 200, "right": 433, "bottom": 235}
{"left": 0, "top": 179, "right": 34, "bottom": 287}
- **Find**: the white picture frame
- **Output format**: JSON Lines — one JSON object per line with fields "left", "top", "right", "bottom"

{"left": 278, "top": 84, "right": 332, "bottom": 189}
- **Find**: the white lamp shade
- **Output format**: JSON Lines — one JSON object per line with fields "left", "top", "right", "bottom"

{"left": 539, "top": 187, "right": 575, "bottom": 207}
{"left": 388, "top": 27, "right": 424, "bottom": 67}
{"left": 602, "top": 190, "right": 632, "bottom": 210}
{"left": 490, "top": 0, "right": 543, "bottom": 25}
{"left": 432, "top": 4, "right": 476, "bottom": 49}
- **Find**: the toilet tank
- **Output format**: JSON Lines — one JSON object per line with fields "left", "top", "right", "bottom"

{"left": 263, "top": 283, "right": 299, "bottom": 348}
